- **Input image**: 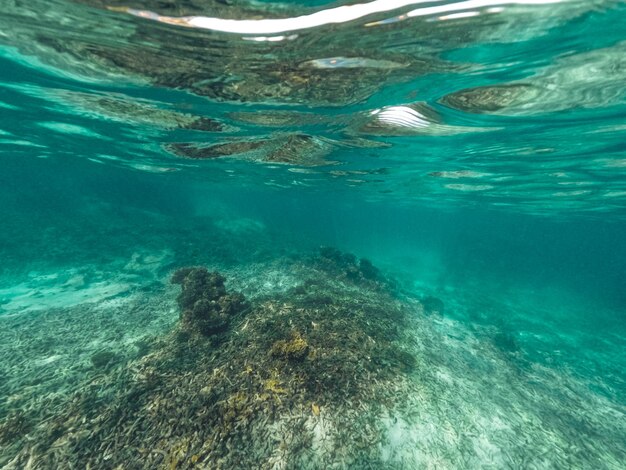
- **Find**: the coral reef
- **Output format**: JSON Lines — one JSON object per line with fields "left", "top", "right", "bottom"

{"left": 317, "top": 246, "right": 389, "bottom": 288}
{"left": 171, "top": 267, "right": 246, "bottom": 336}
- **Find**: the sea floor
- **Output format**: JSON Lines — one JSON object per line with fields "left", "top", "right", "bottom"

{"left": 1, "top": 248, "right": 624, "bottom": 469}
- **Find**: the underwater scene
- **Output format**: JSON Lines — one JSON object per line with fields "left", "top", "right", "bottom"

{"left": 1, "top": 0, "right": 625, "bottom": 468}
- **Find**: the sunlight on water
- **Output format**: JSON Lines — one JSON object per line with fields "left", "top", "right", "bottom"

{"left": 0, "top": 0, "right": 625, "bottom": 468}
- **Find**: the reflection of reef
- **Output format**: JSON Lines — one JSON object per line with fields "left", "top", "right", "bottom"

{"left": 228, "top": 110, "right": 326, "bottom": 127}
{"left": 2, "top": 0, "right": 615, "bottom": 114}
{"left": 439, "top": 84, "right": 538, "bottom": 114}
{"left": 76, "top": 0, "right": 289, "bottom": 19}
{"left": 87, "top": 95, "right": 224, "bottom": 131}
{"left": 439, "top": 42, "right": 626, "bottom": 115}
{"left": 167, "top": 140, "right": 265, "bottom": 160}
{"left": 33, "top": 27, "right": 438, "bottom": 106}
{"left": 57, "top": 90, "right": 226, "bottom": 131}
{"left": 165, "top": 133, "right": 334, "bottom": 166}
{"left": 1, "top": 251, "right": 419, "bottom": 468}
{"left": 20, "top": 0, "right": 452, "bottom": 107}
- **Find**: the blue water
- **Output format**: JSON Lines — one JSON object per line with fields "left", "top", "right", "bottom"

{"left": 1, "top": 0, "right": 625, "bottom": 468}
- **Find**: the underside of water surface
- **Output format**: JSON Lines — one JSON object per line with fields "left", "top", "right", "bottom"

{"left": 0, "top": 0, "right": 625, "bottom": 468}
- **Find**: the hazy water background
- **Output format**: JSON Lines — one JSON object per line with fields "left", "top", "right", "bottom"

{"left": 1, "top": 0, "right": 625, "bottom": 466}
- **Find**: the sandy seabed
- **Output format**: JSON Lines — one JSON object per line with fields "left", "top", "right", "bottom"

{"left": 1, "top": 250, "right": 624, "bottom": 469}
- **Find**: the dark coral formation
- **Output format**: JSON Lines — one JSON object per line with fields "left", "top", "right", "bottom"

{"left": 317, "top": 246, "right": 387, "bottom": 287}
{"left": 171, "top": 267, "right": 246, "bottom": 336}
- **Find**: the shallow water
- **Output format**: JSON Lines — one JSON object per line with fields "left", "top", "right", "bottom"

{"left": 1, "top": 0, "right": 625, "bottom": 468}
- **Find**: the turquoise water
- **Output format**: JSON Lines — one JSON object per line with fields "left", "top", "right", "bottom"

{"left": 1, "top": 0, "right": 625, "bottom": 468}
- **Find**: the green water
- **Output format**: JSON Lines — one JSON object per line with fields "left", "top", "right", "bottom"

{"left": 0, "top": 0, "right": 625, "bottom": 468}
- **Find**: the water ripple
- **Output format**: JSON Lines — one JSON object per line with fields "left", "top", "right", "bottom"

{"left": 0, "top": 0, "right": 624, "bottom": 216}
